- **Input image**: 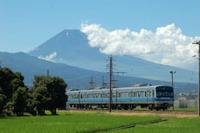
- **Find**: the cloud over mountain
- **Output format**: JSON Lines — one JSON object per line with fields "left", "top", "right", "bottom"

{"left": 81, "top": 23, "right": 200, "bottom": 70}
{"left": 39, "top": 52, "right": 57, "bottom": 62}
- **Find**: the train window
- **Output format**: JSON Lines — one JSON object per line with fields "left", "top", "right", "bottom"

{"left": 106, "top": 93, "right": 108, "bottom": 98}
{"left": 130, "top": 91, "right": 134, "bottom": 97}
{"left": 141, "top": 91, "right": 145, "bottom": 97}
{"left": 117, "top": 93, "right": 120, "bottom": 97}
{"left": 103, "top": 93, "right": 107, "bottom": 98}
{"left": 149, "top": 91, "right": 151, "bottom": 97}
{"left": 156, "top": 87, "right": 174, "bottom": 97}
{"left": 92, "top": 94, "right": 95, "bottom": 98}
{"left": 128, "top": 92, "right": 131, "bottom": 97}
{"left": 138, "top": 92, "right": 140, "bottom": 97}
{"left": 123, "top": 92, "right": 128, "bottom": 97}
{"left": 133, "top": 92, "right": 137, "bottom": 97}
{"left": 113, "top": 93, "right": 116, "bottom": 98}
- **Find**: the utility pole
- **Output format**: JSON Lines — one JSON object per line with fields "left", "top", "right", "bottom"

{"left": 193, "top": 40, "right": 200, "bottom": 116}
{"left": 107, "top": 55, "right": 126, "bottom": 112}
{"left": 88, "top": 76, "right": 95, "bottom": 89}
{"left": 170, "top": 71, "right": 176, "bottom": 111}
{"left": 109, "top": 55, "right": 113, "bottom": 113}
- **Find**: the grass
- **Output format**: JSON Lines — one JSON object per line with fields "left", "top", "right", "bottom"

{"left": 0, "top": 111, "right": 160, "bottom": 133}
{"left": 0, "top": 110, "right": 200, "bottom": 133}
{"left": 173, "top": 107, "right": 197, "bottom": 112}
{"left": 113, "top": 117, "right": 200, "bottom": 133}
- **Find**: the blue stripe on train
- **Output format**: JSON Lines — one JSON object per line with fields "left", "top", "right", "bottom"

{"left": 68, "top": 97, "right": 156, "bottom": 103}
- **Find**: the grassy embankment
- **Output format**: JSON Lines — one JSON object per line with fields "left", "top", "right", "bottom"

{"left": 0, "top": 110, "right": 200, "bottom": 133}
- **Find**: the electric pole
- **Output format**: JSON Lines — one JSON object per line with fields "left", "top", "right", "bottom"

{"left": 170, "top": 71, "right": 176, "bottom": 111}
{"left": 109, "top": 55, "right": 113, "bottom": 113}
{"left": 193, "top": 40, "right": 200, "bottom": 116}
{"left": 88, "top": 76, "right": 95, "bottom": 89}
{"left": 107, "top": 55, "right": 126, "bottom": 112}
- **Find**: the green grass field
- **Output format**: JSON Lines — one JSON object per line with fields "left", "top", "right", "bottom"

{"left": 0, "top": 111, "right": 200, "bottom": 133}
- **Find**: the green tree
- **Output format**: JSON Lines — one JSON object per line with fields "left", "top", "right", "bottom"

{"left": 32, "top": 76, "right": 67, "bottom": 115}
{"left": 32, "top": 86, "right": 48, "bottom": 115}
{"left": 0, "top": 68, "right": 16, "bottom": 101}
{"left": 11, "top": 72, "right": 25, "bottom": 92}
{"left": 0, "top": 93, "right": 6, "bottom": 114}
{"left": 46, "top": 77, "right": 67, "bottom": 115}
{"left": 0, "top": 67, "right": 26, "bottom": 115}
{"left": 12, "top": 87, "right": 28, "bottom": 116}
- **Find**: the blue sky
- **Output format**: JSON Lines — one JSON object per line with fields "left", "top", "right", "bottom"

{"left": 0, "top": 0, "right": 200, "bottom": 53}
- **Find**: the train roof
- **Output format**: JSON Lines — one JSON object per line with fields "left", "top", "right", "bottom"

{"left": 67, "top": 85, "right": 172, "bottom": 94}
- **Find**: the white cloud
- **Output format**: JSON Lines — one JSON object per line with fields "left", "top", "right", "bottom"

{"left": 81, "top": 23, "right": 200, "bottom": 70}
{"left": 39, "top": 52, "right": 57, "bottom": 62}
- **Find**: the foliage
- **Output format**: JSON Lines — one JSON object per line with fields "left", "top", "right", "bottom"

{"left": 12, "top": 87, "right": 28, "bottom": 116}
{"left": 32, "top": 76, "right": 67, "bottom": 115}
{"left": 32, "top": 86, "right": 48, "bottom": 115}
{"left": 0, "top": 93, "right": 6, "bottom": 114}
{"left": 0, "top": 67, "right": 26, "bottom": 114}
{"left": 0, "top": 67, "right": 68, "bottom": 116}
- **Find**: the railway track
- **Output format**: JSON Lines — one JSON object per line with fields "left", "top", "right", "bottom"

{"left": 69, "top": 109, "right": 197, "bottom": 117}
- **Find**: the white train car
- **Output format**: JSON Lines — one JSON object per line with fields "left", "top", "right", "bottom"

{"left": 67, "top": 85, "right": 174, "bottom": 110}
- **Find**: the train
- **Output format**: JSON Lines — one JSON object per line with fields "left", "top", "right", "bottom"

{"left": 66, "top": 84, "right": 174, "bottom": 110}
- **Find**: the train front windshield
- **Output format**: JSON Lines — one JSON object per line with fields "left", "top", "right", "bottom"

{"left": 156, "top": 86, "right": 174, "bottom": 97}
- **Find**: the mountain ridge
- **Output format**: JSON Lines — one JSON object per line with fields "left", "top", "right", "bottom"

{"left": 29, "top": 29, "right": 197, "bottom": 83}
{"left": 0, "top": 51, "right": 198, "bottom": 93}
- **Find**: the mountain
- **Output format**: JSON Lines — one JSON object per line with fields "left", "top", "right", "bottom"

{"left": 0, "top": 52, "right": 163, "bottom": 88}
{"left": 29, "top": 29, "right": 107, "bottom": 71}
{"left": 0, "top": 52, "right": 197, "bottom": 93}
{"left": 0, "top": 52, "right": 102, "bottom": 88}
{"left": 29, "top": 29, "right": 198, "bottom": 83}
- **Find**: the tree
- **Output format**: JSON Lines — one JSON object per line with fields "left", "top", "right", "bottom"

{"left": 32, "top": 76, "right": 67, "bottom": 115}
{"left": 11, "top": 72, "right": 25, "bottom": 92}
{"left": 0, "top": 93, "right": 6, "bottom": 114}
{"left": 0, "top": 67, "right": 26, "bottom": 115}
{"left": 12, "top": 87, "right": 28, "bottom": 116}
{"left": 0, "top": 68, "right": 16, "bottom": 101}
{"left": 46, "top": 77, "right": 67, "bottom": 115}
{"left": 32, "top": 86, "right": 48, "bottom": 115}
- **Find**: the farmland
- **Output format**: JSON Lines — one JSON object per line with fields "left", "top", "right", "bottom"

{"left": 0, "top": 111, "right": 200, "bottom": 133}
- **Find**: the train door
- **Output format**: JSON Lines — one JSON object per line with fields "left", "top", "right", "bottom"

{"left": 78, "top": 92, "right": 81, "bottom": 104}
{"left": 152, "top": 89, "right": 155, "bottom": 103}
{"left": 147, "top": 90, "right": 151, "bottom": 102}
